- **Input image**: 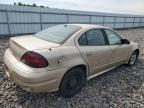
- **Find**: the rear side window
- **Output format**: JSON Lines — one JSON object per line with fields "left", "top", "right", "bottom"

{"left": 78, "top": 34, "right": 87, "bottom": 45}
{"left": 78, "top": 29, "right": 106, "bottom": 46}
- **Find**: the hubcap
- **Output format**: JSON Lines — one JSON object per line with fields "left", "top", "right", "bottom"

{"left": 130, "top": 54, "right": 137, "bottom": 65}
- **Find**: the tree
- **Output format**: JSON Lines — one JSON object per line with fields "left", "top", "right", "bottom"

{"left": 40, "top": 6, "right": 45, "bottom": 8}
{"left": 18, "top": 2, "right": 23, "bottom": 6}
{"left": 14, "top": 2, "right": 16, "bottom": 6}
{"left": 32, "top": 3, "right": 37, "bottom": 7}
{"left": 14, "top": 2, "right": 46, "bottom": 8}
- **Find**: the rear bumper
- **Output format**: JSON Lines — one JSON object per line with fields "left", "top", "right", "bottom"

{"left": 4, "top": 49, "right": 67, "bottom": 92}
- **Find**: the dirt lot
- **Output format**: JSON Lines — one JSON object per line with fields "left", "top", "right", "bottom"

{"left": 0, "top": 28, "right": 144, "bottom": 108}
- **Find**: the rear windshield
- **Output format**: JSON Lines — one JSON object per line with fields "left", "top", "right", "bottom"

{"left": 34, "top": 24, "right": 81, "bottom": 44}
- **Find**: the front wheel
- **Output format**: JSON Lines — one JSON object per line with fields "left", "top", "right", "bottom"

{"left": 127, "top": 51, "right": 139, "bottom": 66}
{"left": 59, "top": 67, "right": 86, "bottom": 98}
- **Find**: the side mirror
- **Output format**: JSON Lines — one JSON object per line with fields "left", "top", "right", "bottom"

{"left": 121, "top": 39, "right": 130, "bottom": 44}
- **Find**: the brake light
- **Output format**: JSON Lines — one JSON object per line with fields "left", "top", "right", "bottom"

{"left": 21, "top": 51, "right": 48, "bottom": 68}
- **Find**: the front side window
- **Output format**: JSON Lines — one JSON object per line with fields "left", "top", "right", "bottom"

{"left": 105, "top": 29, "right": 122, "bottom": 45}
{"left": 35, "top": 24, "right": 81, "bottom": 44}
{"left": 78, "top": 29, "right": 106, "bottom": 46}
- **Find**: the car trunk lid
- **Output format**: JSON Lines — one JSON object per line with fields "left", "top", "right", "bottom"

{"left": 10, "top": 35, "right": 60, "bottom": 61}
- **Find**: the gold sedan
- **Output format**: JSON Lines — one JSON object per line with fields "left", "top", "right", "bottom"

{"left": 4, "top": 24, "right": 139, "bottom": 97}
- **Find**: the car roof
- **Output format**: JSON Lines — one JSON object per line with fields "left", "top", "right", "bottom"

{"left": 68, "top": 24, "right": 109, "bottom": 29}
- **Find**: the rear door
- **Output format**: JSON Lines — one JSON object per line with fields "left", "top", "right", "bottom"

{"left": 103, "top": 29, "right": 131, "bottom": 65}
{"left": 77, "top": 29, "right": 111, "bottom": 75}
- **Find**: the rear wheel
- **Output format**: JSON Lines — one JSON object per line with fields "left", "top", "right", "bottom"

{"left": 127, "top": 51, "right": 138, "bottom": 66}
{"left": 59, "top": 67, "right": 86, "bottom": 98}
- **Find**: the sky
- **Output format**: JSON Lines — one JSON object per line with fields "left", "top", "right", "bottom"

{"left": 0, "top": 0, "right": 144, "bottom": 15}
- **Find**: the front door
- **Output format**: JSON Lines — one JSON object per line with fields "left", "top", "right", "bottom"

{"left": 104, "top": 29, "right": 132, "bottom": 65}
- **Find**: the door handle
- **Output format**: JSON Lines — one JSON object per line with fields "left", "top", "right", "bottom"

{"left": 86, "top": 52, "right": 93, "bottom": 56}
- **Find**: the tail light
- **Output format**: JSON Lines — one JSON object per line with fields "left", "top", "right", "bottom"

{"left": 21, "top": 51, "right": 48, "bottom": 68}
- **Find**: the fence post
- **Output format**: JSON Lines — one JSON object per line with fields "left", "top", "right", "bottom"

{"left": 133, "top": 17, "right": 135, "bottom": 27}
{"left": 67, "top": 13, "right": 69, "bottom": 24}
{"left": 103, "top": 16, "right": 105, "bottom": 26}
{"left": 114, "top": 16, "right": 116, "bottom": 29}
{"left": 89, "top": 15, "right": 92, "bottom": 24}
{"left": 40, "top": 12, "right": 42, "bottom": 30}
{"left": 6, "top": 10, "right": 11, "bottom": 37}
{"left": 140, "top": 17, "right": 142, "bottom": 27}
{"left": 124, "top": 17, "right": 126, "bottom": 28}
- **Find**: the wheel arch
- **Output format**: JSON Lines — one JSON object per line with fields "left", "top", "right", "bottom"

{"left": 68, "top": 64, "right": 88, "bottom": 78}
{"left": 134, "top": 49, "right": 139, "bottom": 56}
{"left": 65, "top": 64, "right": 89, "bottom": 79}
{"left": 59, "top": 64, "right": 89, "bottom": 89}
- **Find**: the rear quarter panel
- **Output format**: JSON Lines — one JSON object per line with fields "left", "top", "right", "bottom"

{"left": 35, "top": 46, "right": 88, "bottom": 72}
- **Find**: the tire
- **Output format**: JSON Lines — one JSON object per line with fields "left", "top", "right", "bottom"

{"left": 59, "top": 67, "right": 86, "bottom": 98}
{"left": 127, "top": 51, "right": 138, "bottom": 66}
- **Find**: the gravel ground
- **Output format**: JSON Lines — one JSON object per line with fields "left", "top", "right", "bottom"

{"left": 0, "top": 28, "right": 144, "bottom": 108}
